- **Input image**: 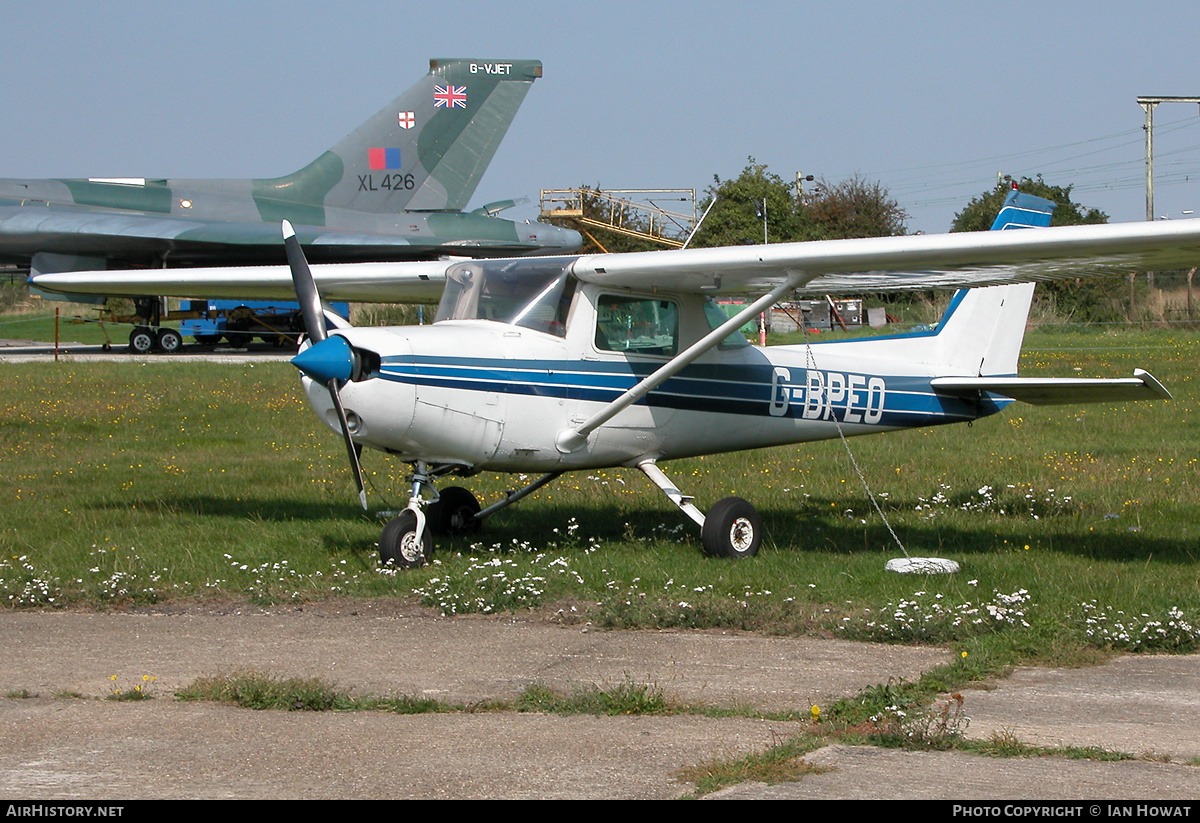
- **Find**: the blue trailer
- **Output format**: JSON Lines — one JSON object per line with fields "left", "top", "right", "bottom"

{"left": 180, "top": 300, "right": 350, "bottom": 347}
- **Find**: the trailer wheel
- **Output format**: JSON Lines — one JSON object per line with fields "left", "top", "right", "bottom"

{"left": 155, "top": 328, "right": 183, "bottom": 354}
{"left": 129, "top": 327, "right": 155, "bottom": 354}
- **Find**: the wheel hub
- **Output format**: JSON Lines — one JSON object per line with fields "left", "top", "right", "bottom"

{"left": 399, "top": 532, "right": 424, "bottom": 563}
{"left": 729, "top": 517, "right": 755, "bottom": 551}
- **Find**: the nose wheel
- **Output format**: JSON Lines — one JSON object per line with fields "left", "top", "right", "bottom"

{"left": 379, "top": 510, "right": 433, "bottom": 568}
{"left": 377, "top": 465, "right": 485, "bottom": 568}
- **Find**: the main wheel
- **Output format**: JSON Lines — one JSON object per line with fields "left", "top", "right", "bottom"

{"left": 155, "top": 328, "right": 183, "bottom": 353}
{"left": 701, "top": 497, "right": 762, "bottom": 558}
{"left": 129, "top": 327, "right": 155, "bottom": 354}
{"left": 427, "top": 486, "right": 482, "bottom": 536}
{"left": 379, "top": 510, "right": 433, "bottom": 568}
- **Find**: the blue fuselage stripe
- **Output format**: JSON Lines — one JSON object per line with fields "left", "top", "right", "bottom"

{"left": 376, "top": 356, "right": 1006, "bottom": 425}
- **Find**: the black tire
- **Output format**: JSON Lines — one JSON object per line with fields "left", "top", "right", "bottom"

{"left": 225, "top": 307, "right": 253, "bottom": 347}
{"left": 701, "top": 497, "right": 762, "bottom": 559}
{"left": 155, "top": 328, "right": 183, "bottom": 354}
{"left": 379, "top": 510, "right": 433, "bottom": 568}
{"left": 427, "top": 486, "right": 482, "bottom": 536}
{"left": 129, "top": 327, "right": 155, "bottom": 354}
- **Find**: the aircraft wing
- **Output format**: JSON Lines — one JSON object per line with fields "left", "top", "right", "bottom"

{"left": 931, "top": 369, "right": 1171, "bottom": 406}
{"left": 32, "top": 217, "right": 1200, "bottom": 303}
{"left": 31, "top": 260, "right": 450, "bottom": 303}
{"left": 570, "top": 218, "right": 1200, "bottom": 295}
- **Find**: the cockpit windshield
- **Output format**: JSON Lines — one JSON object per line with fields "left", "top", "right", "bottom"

{"left": 435, "top": 257, "right": 577, "bottom": 337}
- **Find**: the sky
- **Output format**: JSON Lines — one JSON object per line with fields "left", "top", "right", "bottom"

{"left": 4, "top": 1, "right": 1200, "bottom": 235}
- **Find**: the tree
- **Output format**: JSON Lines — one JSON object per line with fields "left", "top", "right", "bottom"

{"left": 952, "top": 176, "right": 1122, "bottom": 323}
{"left": 805, "top": 174, "right": 908, "bottom": 239}
{"left": 690, "top": 160, "right": 812, "bottom": 248}
{"left": 690, "top": 160, "right": 906, "bottom": 248}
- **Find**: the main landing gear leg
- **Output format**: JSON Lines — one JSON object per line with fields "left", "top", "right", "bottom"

{"left": 638, "top": 459, "right": 763, "bottom": 559}
{"left": 474, "top": 471, "right": 563, "bottom": 521}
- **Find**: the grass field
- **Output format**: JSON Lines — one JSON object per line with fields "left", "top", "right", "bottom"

{"left": 0, "top": 301, "right": 141, "bottom": 346}
{"left": 2, "top": 325, "right": 1198, "bottom": 681}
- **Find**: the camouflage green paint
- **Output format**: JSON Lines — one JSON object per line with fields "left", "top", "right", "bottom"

{"left": 0, "top": 58, "right": 580, "bottom": 274}
{"left": 427, "top": 211, "right": 522, "bottom": 242}
{"left": 251, "top": 151, "right": 344, "bottom": 226}
{"left": 60, "top": 178, "right": 173, "bottom": 213}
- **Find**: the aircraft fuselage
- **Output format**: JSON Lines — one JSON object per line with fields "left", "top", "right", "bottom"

{"left": 301, "top": 282, "right": 1008, "bottom": 474}
{"left": 0, "top": 178, "right": 578, "bottom": 267}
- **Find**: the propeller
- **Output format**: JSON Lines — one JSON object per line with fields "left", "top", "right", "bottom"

{"left": 282, "top": 220, "right": 369, "bottom": 511}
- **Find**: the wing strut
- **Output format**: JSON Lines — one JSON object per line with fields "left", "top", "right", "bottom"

{"left": 554, "top": 273, "right": 810, "bottom": 453}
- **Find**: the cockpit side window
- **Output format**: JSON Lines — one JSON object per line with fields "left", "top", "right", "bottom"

{"left": 594, "top": 294, "right": 678, "bottom": 356}
{"left": 703, "top": 298, "right": 752, "bottom": 349}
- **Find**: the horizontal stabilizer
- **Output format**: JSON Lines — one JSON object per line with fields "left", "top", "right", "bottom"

{"left": 931, "top": 369, "right": 1171, "bottom": 406}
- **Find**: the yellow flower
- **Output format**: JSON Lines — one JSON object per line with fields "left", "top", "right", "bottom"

{"left": 810, "top": 705, "right": 821, "bottom": 722}
{"left": 961, "top": 651, "right": 968, "bottom": 659}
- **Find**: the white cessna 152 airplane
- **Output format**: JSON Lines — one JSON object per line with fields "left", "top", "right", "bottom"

{"left": 33, "top": 190, "right": 1199, "bottom": 567}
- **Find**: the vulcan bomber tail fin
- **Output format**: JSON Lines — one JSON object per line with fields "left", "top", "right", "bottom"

{"left": 252, "top": 59, "right": 542, "bottom": 220}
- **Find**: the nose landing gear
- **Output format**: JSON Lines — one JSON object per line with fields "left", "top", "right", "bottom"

{"left": 376, "top": 465, "right": 564, "bottom": 568}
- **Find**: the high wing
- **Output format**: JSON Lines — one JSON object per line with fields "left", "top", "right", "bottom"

{"left": 569, "top": 217, "right": 1200, "bottom": 295}
{"left": 33, "top": 217, "right": 1200, "bottom": 302}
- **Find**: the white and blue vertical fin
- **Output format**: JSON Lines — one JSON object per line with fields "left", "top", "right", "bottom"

{"left": 989, "top": 186, "right": 1057, "bottom": 231}
{"left": 932, "top": 188, "right": 1057, "bottom": 377}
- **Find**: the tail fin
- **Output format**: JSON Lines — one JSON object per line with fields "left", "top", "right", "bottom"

{"left": 988, "top": 187, "right": 1056, "bottom": 231}
{"left": 933, "top": 188, "right": 1058, "bottom": 375}
{"left": 930, "top": 189, "right": 1168, "bottom": 406}
{"left": 252, "top": 58, "right": 542, "bottom": 219}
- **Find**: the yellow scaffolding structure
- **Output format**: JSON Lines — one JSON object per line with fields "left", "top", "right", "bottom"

{"left": 540, "top": 189, "right": 696, "bottom": 249}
